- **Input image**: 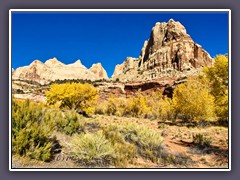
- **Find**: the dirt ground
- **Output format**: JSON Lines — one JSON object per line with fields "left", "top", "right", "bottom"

{"left": 12, "top": 114, "right": 229, "bottom": 169}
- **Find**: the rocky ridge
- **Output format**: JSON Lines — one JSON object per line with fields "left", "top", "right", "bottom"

{"left": 12, "top": 57, "right": 109, "bottom": 84}
{"left": 89, "top": 63, "right": 109, "bottom": 79}
{"left": 112, "top": 19, "right": 213, "bottom": 82}
{"left": 12, "top": 19, "right": 214, "bottom": 101}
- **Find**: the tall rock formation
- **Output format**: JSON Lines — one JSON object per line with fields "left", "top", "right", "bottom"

{"left": 89, "top": 63, "right": 109, "bottom": 79}
{"left": 112, "top": 19, "right": 213, "bottom": 82}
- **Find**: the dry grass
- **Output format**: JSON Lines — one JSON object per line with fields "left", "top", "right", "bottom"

{"left": 12, "top": 114, "right": 228, "bottom": 169}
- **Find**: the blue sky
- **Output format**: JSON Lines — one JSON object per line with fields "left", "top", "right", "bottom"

{"left": 11, "top": 11, "right": 229, "bottom": 77}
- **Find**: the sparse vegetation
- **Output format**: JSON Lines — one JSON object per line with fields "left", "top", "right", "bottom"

{"left": 192, "top": 133, "right": 212, "bottom": 148}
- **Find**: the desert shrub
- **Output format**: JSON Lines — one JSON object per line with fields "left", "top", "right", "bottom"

{"left": 192, "top": 133, "right": 212, "bottom": 148}
{"left": 144, "top": 91, "right": 162, "bottom": 119}
{"left": 94, "top": 100, "right": 108, "bottom": 115}
{"left": 101, "top": 92, "right": 151, "bottom": 118}
{"left": 55, "top": 110, "right": 81, "bottom": 136}
{"left": 158, "top": 97, "right": 174, "bottom": 121}
{"left": 16, "top": 89, "right": 24, "bottom": 94}
{"left": 162, "top": 152, "right": 193, "bottom": 166}
{"left": 125, "top": 93, "right": 150, "bottom": 118}
{"left": 46, "top": 82, "right": 98, "bottom": 116}
{"left": 67, "top": 131, "right": 115, "bottom": 166}
{"left": 124, "top": 124, "right": 163, "bottom": 150}
{"left": 113, "top": 142, "right": 136, "bottom": 167}
{"left": 114, "top": 97, "right": 128, "bottom": 116}
{"left": 105, "top": 97, "right": 117, "bottom": 115}
{"left": 84, "top": 118, "right": 101, "bottom": 133}
{"left": 120, "top": 123, "right": 164, "bottom": 163}
{"left": 100, "top": 91, "right": 174, "bottom": 120}
{"left": 12, "top": 99, "right": 55, "bottom": 162}
{"left": 119, "top": 123, "right": 193, "bottom": 166}
{"left": 42, "top": 108, "right": 84, "bottom": 136}
{"left": 103, "top": 125, "right": 137, "bottom": 167}
{"left": 172, "top": 76, "right": 215, "bottom": 121}
{"left": 104, "top": 96, "right": 128, "bottom": 116}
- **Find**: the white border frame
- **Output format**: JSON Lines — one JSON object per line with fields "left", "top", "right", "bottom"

{"left": 9, "top": 9, "right": 231, "bottom": 171}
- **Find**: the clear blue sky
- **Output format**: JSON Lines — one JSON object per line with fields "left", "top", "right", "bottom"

{"left": 11, "top": 11, "right": 229, "bottom": 77}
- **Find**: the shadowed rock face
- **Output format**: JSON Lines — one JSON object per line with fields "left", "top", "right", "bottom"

{"left": 112, "top": 19, "right": 213, "bottom": 82}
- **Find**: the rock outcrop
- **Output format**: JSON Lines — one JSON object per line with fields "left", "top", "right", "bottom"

{"left": 112, "top": 57, "right": 139, "bottom": 81}
{"left": 45, "top": 57, "right": 65, "bottom": 67}
{"left": 89, "top": 63, "right": 109, "bottom": 79}
{"left": 67, "top": 59, "right": 87, "bottom": 69}
{"left": 112, "top": 19, "right": 213, "bottom": 82}
{"left": 12, "top": 58, "right": 109, "bottom": 84}
{"left": 12, "top": 60, "right": 54, "bottom": 85}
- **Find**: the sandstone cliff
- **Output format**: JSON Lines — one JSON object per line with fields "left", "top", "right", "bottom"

{"left": 89, "top": 63, "right": 109, "bottom": 79}
{"left": 112, "top": 57, "right": 139, "bottom": 80}
{"left": 12, "top": 58, "right": 109, "bottom": 84}
{"left": 112, "top": 19, "right": 213, "bottom": 82}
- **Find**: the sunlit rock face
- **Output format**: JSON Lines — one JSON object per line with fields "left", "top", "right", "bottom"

{"left": 12, "top": 57, "right": 109, "bottom": 84}
{"left": 112, "top": 19, "right": 213, "bottom": 82}
{"left": 89, "top": 63, "right": 109, "bottom": 79}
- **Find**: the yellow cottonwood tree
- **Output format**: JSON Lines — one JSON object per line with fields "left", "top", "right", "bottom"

{"left": 172, "top": 77, "right": 215, "bottom": 121}
{"left": 158, "top": 97, "right": 174, "bottom": 121}
{"left": 126, "top": 92, "right": 150, "bottom": 118}
{"left": 203, "top": 55, "right": 228, "bottom": 121}
{"left": 46, "top": 82, "right": 98, "bottom": 115}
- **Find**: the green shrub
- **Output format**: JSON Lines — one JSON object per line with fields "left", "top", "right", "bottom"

{"left": 192, "top": 133, "right": 212, "bottom": 147}
{"left": 103, "top": 125, "right": 137, "bottom": 167}
{"left": 12, "top": 99, "right": 55, "bottom": 162}
{"left": 120, "top": 123, "right": 164, "bottom": 163}
{"left": 67, "top": 131, "right": 115, "bottom": 166}
{"left": 55, "top": 110, "right": 81, "bottom": 136}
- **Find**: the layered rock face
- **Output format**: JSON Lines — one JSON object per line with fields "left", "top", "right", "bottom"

{"left": 112, "top": 57, "right": 139, "bottom": 81}
{"left": 12, "top": 57, "right": 109, "bottom": 84}
{"left": 112, "top": 19, "right": 213, "bottom": 82}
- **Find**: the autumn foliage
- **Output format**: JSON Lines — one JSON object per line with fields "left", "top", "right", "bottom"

{"left": 46, "top": 82, "right": 98, "bottom": 115}
{"left": 203, "top": 55, "right": 229, "bottom": 121}
{"left": 172, "top": 76, "right": 215, "bottom": 121}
